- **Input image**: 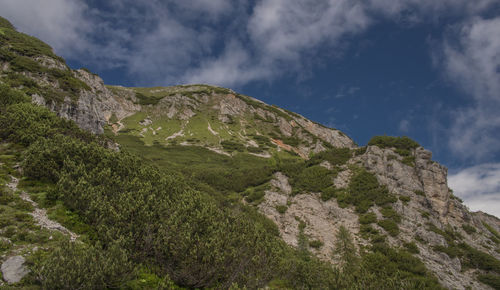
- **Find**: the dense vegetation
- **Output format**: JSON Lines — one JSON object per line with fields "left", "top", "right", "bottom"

{"left": 1, "top": 68, "right": 446, "bottom": 289}
{"left": 2, "top": 84, "right": 352, "bottom": 288}
{"left": 1, "top": 16, "right": 499, "bottom": 288}
{"left": 368, "top": 135, "right": 420, "bottom": 166}
{"left": 0, "top": 17, "right": 88, "bottom": 103}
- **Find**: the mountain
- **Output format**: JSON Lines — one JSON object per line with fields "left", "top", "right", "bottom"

{"left": 1, "top": 16, "right": 500, "bottom": 289}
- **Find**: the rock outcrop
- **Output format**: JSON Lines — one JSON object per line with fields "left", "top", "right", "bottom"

{"left": 1, "top": 256, "right": 29, "bottom": 284}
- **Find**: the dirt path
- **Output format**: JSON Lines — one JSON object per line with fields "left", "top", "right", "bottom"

{"left": 7, "top": 176, "right": 78, "bottom": 241}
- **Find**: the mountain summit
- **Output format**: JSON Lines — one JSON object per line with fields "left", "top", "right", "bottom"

{"left": 1, "top": 16, "right": 500, "bottom": 289}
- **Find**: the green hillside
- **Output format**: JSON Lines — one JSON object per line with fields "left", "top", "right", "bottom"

{"left": 1, "top": 16, "right": 499, "bottom": 289}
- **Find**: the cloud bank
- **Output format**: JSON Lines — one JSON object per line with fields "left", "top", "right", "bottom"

{"left": 449, "top": 163, "right": 500, "bottom": 218}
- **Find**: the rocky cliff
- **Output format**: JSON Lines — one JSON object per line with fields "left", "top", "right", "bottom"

{"left": 1, "top": 17, "right": 499, "bottom": 289}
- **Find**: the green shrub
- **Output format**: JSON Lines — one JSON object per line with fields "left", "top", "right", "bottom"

{"left": 0, "top": 83, "right": 31, "bottom": 108}
{"left": 359, "top": 212, "right": 377, "bottom": 224}
{"left": 133, "top": 92, "right": 165, "bottom": 105}
{"left": 247, "top": 146, "right": 264, "bottom": 153}
{"left": 221, "top": 140, "right": 245, "bottom": 152}
{"left": 320, "top": 186, "right": 338, "bottom": 201}
{"left": 402, "top": 156, "right": 416, "bottom": 167}
{"left": 309, "top": 240, "right": 323, "bottom": 249}
{"left": 380, "top": 206, "right": 401, "bottom": 223}
{"left": 433, "top": 245, "right": 461, "bottom": 259}
{"left": 459, "top": 243, "right": 500, "bottom": 273}
{"left": 0, "top": 187, "right": 15, "bottom": 204}
{"left": 0, "top": 16, "right": 15, "bottom": 29}
{"left": 399, "top": 195, "right": 411, "bottom": 203}
{"left": 354, "top": 147, "right": 367, "bottom": 156}
{"left": 345, "top": 169, "right": 396, "bottom": 213}
{"left": 477, "top": 273, "right": 500, "bottom": 289}
{"left": 483, "top": 222, "right": 500, "bottom": 240}
{"left": 414, "top": 190, "right": 425, "bottom": 196}
{"left": 244, "top": 188, "right": 266, "bottom": 204}
{"left": 294, "top": 165, "right": 332, "bottom": 193}
{"left": 309, "top": 147, "right": 351, "bottom": 166}
{"left": 462, "top": 224, "right": 476, "bottom": 235}
{"left": 276, "top": 205, "right": 288, "bottom": 214}
{"left": 281, "top": 136, "right": 301, "bottom": 147}
{"left": 378, "top": 219, "right": 399, "bottom": 236}
{"left": 0, "top": 103, "right": 95, "bottom": 147}
{"left": 404, "top": 242, "right": 420, "bottom": 254}
{"left": 368, "top": 136, "right": 420, "bottom": 152}
{"left": 32, "top": 241, "right": 132, "bottom": 289}
{"left": 360, "top": 243, "right": 441, "bottom": 288}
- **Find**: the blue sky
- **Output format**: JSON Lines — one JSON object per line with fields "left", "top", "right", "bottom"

{"left": 1, "top": 0, "right": 499, "bottom": 217}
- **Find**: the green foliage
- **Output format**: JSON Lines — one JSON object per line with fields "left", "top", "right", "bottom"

{"left": 433, "top": 245, "right": 461, "bottom": 259}
{"left": 402, "top": 156, "right": 416, "bottom": 167}
{"left": 414, "top": 190, "right": 425, "bottom": 196}
{"left": 221, "top": 140, "right": 245, "bottom": 152}
{"left": 399, "top": 195, "right": 411, "bottom": 203}
{"left": 0, "top": 83, "right": 31, "bottom": 108}
{"left": 19, "top": 129, "right": 341, "bottom": 288}
{"left": 276, "top": 205, "right": 288, "bottom": 214}
{"left": 320, "top": 186, "right": 339, "bottom": 201}
{"left": 4, "top": 72, "right": 39, "bottom": 89}
{"left": 333, "top": 225, "right": 359, "bottom": 272}
{"left": 354, "top": 146, "right": 367, "bottom": 156}
{"left": 281, "top": 136, "right": 301, "bottom": 147}
{"left": 359, "top": 212, "right": 377, "bottom": 224}
{"left": 359, "top": 224, "right": 379, "bottom": 240}
{"left": 0, "top": 16, "right": 15, "bottom": 29}
{"left": 309, "top": 240, "right": 323, "bottom": 249}
{"left": 0, "top": 103, "right": 95, "bottom": 147}
{"left": 0, "top": 24, "right": 64, "bottom": 61}
{"left": 483, "top": 222, "right": 500, "bottom": 240}
{"left": 380, "top": 206, "right": 401, "bottom": 223}
{"left": 404, "top": 242, "right": 420, "bottom": 254}
{"left": 133, "top": 92, "right": 165, "bottom": 105}
{"left": 47, "top": 68, "right": 90, "bottom": 95}
{"left": 32, "top": 241, "right": 132, "bottom": 289}
{"left": 362, "top": 243, "right": 441, "bottom": 288}
{"left": 477, "top": 273, "right": 500, "bottom": 289}
{"left": 459, "top": 243, "right": 500, "bottom": 273}
{"left": 294, "top": 165, "right": 332, "bottom": 193}
{"left": 0, "top": 187, "right": 15, "bottom": 204}
{"left": 251, "top": 134, "right": 273, "bottom": 147}
{"left": 368, "top": 135, "right": 420, "bottom": 152}
{"left": 345, "top": 168, "right": 396, "bottom": 213}
{"left": 378, "top": 219, "right": 400, "bottom": 236}
{"left": 309, "top": 147, "right": 351, "bottom": 166}
{"left": 125, "top": 268, "right": 178, "bottom": 289}
{"left": 462, "top": 224, "right": 476, "bottom": 235}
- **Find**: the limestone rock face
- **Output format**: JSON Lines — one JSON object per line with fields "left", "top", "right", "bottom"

{"left": 31, "top": 69, "right": 139, "bottom": 134}
{"left": 255, "top": 145, "right": 500, "bottom": 289}
{"left": 1, "top": 256, "right": 29, "bottom": 284}
{"left": 258, "top": 173, "right": 360, "bottom": 262}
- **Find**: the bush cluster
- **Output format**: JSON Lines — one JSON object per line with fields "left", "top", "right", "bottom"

{"left": 341, "top": 169, "right": 396, "bottom": 213}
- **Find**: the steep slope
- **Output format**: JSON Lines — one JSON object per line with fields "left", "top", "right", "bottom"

{"left": 1, "top": 16, "right": 500, "bottom": 289}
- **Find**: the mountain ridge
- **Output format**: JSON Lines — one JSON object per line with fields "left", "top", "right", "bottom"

{"left": 1, "top": 16, "right": 500, "bottom": 289}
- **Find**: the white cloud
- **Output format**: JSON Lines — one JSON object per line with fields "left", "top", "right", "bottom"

{"left": 1, "top": 0, "right": 497, "bottom": 88}
{"left": 248, "top": 0, "right": 371, "bottom": 61}
{"left": 438, "top": 17, "right": 500, "bottom": 160}
{"left": 398, "top": 119, "right": 410, "bottom": 132}
{"left": 448, "top": 163, "right": 500, "bottom": 218}
{"left": 182, "top": 40, "right": 274, "bottom": 87}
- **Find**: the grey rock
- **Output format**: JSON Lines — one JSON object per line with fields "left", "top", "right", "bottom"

{"left": 1, "top": 256, "right": 29, "bottom": 284}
